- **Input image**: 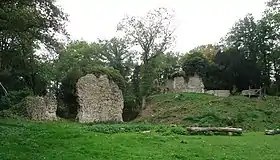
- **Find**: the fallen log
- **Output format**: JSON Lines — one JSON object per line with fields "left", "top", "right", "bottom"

{"left": 186, "top": 127, "right": 243, "bottom": 136}
{"left": 265, "top": 129, "right": 280, "bottom": 135}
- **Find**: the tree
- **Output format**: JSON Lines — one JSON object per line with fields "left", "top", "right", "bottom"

{"left": 99, "top": 38, "right": 134, "bottom": 80}
{"left": 152, "top": 52, "right": 180, "bottom": 86}
{"left": 118, "top": 8, "right": 176, "bottom": 64}
{"left": 0, "top": 0, "right": 67, "bottom": 94}
{"left": 263, "top": 0, "right": 280, "bottom": 93}
{"left": 223, "top": 14, "right": 258, "bottom": 62}
{"left": 0, "top": 0, "right": 68, "bottom": 50}
{"left": 189, "top": 44, "right": 219, "bottom": 60}
{"left": 181, "top": 52, "right": 210, "bottom": 78}
{"left": 54, "top": 41, "right": 104, "bottom": 82}
{"left": 214, "top": 48, "right": 261, "bottom": 90}
{"left": 0, "top": 0, "right": 68, "bottom": 110}
{"left": 222, "top": 13, "right": 272, "bottom": 91}
{"left": 117, "top": 7, "right": 176, "bottom": 99}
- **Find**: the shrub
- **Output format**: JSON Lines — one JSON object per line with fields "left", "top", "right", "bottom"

{"left": 0, "top": 89, "right": 32, "bottom": 111}
{"left": 88, "top": 124, "right": 188, "bottom": 136}
{"left": 170, "top": 126, "right": 187, "bottom": 135}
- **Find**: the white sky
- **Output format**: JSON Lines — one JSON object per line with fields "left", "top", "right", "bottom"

{"left": 56, "top": 0, "right": 267, "bottom": 53}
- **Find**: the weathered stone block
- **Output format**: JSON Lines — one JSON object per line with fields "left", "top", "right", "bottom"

{"left": 76, "top": 74, "right": 124, "bottom": 123}
{"left": 25, "top": 95, "right": 57, "bottom": 121}
{"left": 166, "top": 74, "right": 204, "bottom": 93}
{"left": 206, "top": 90, "right": 230, "bottom": 97}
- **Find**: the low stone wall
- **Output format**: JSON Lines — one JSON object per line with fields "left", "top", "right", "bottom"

{"left": 25, "top": 95, "right": 57, "bottom": 121}
{"left": 206, "top": 90, "right": 230, "bottom": 97}
{"left": 241, "top": 89, "right": 258, "bottom": 96}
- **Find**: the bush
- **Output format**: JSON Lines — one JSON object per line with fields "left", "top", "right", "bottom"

{"left": 0, "top": 89, "right": 32, "bottom": 111}
{"left": 170, "top": 126, "right": 187, "bottom": 135}
{"left": 88, "top": 124, "right": 188, "bottom": 136}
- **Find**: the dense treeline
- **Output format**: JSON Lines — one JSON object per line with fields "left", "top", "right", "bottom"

{"left": 1, "top": 0, "right": 280, "bottom": 120}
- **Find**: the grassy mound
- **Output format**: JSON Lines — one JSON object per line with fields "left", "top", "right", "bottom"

{"left": 1, "top": 120, "right": 280, "bottom": 160}
{"left": 136, "top": 93, "right": 280, "bottom": 131}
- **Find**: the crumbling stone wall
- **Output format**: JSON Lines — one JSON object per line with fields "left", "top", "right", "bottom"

{"left": 25, "top": 94, "right": 57, "bottom": 121}
{"left": 173, "top": 76, "right": 187, "bottom": 92}
{"left": 76, "top": 74, "right": 124, "bottom": 123}
{"left": 166, "top": 74, "right": 204, "bottom": 93}
{"left": 185, "top": 75, "right": 204, "bottom": 93}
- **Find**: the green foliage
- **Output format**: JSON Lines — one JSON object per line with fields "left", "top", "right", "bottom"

{"left": 189, "top": 44, "right": 219, "bottom": 60}
{"left": 170, "top": 126, "right": 188, "bottom": 135}
{"left": 0, "top": 0, "right": 68, "bottom": 111}
{"left": 1, "top": 120, "right": 280, "bottom": 159}
{"left": 212, "top": 48, "right": 261, "bottom": 90}
{"left": 153, "top": 52, "right": 181, "bottom": 84}
{"left": 181, "top": 52, "right": 210, "bottom": 79}
{"left": 118, "top": 7, "right": 176, "bottom": 103}
{"left": 88, "top": 123, "right": 187, "bottom": 135}
{"left": 222, "top": 6, "right": 280, "bottom": 92}
{"left": 0, "top": 89, "right": 32, "bottom": 111}
{"left": 99, "top": 38, "right": 134, "bottom": 79}
{"left": 54, "top": 41, "right": 105, "bottom": 82}
{"left": 118, "top": 8, "right": 175, "bottom": 64}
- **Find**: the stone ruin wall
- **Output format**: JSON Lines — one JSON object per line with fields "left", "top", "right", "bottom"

{"left": 76, "top": 74, "right": 124, "bottom": 123}
{"left": 166, "top": 74, "right": 205, "bottom": 93}
{"left": 165, "top": 74, "right": 230, "bottom": 97}
{"left": 25, "top": 94, "right": 57, "bottom": 121}
{"left": 173, "top": 76, "right": 187, "bottom": 92}
{"left": 185, "top": 75, "right": 205, "bottom": 93}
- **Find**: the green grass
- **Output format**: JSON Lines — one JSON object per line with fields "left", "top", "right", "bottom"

{"left": 1, "top": 120, "right": 280, "bottom": 160}
{"left": 137, "top": 93, "right": 280, "bottom": 131}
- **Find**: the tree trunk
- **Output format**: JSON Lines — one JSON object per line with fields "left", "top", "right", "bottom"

{"left": 265, "top": 129, "right": 280, "bottom": 135}
{"left": 186, "top": 127, "right": 243, "bottom": 135}
{"left": 141, "top": 96, "right": 146, "bottom": 109}
{"left": 0, "top": 82, "right": 8, "bottom": 96}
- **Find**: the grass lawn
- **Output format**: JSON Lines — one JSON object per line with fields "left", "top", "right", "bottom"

{"left": 0, "top": 120, "right": 280, "bottom": 160}
{"left": 138, "top": 93, "right": 280, "bottom": 131}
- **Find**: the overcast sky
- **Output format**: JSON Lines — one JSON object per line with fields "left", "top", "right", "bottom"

{"left": 56, "top": 0, "right": 267, "bottom": 53}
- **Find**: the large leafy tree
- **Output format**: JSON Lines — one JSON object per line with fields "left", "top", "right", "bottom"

{"left": 152, "top": 52, "right": 180, "bottom": 85}
{"left": 222, "top": 9, "right": 276, "bottom": 91}
{"left": 181, "top": 52, "right": 210, "bottom": 78}
{"left": 263, "top": 0, "right": 280, "bottom": 92}
{"left": 189, "top": 44, "right": 219, "bottom": 60}
{"left": 214, "top": 48, "right": 261, "bottom": 90}
{"left": 0, "top": 0, "right": 68, "bottom": 110}
{"left": 223, "top": 14, "right": 258, "bottom": 62}
{"left": 99, "top": 38, "right": 134, "bottom": 80}
{"left": 54, "top": 41, "right": 104, "bottom": 82}
{"left": 117, "top": 8, "right": 176, "bottom": 101}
